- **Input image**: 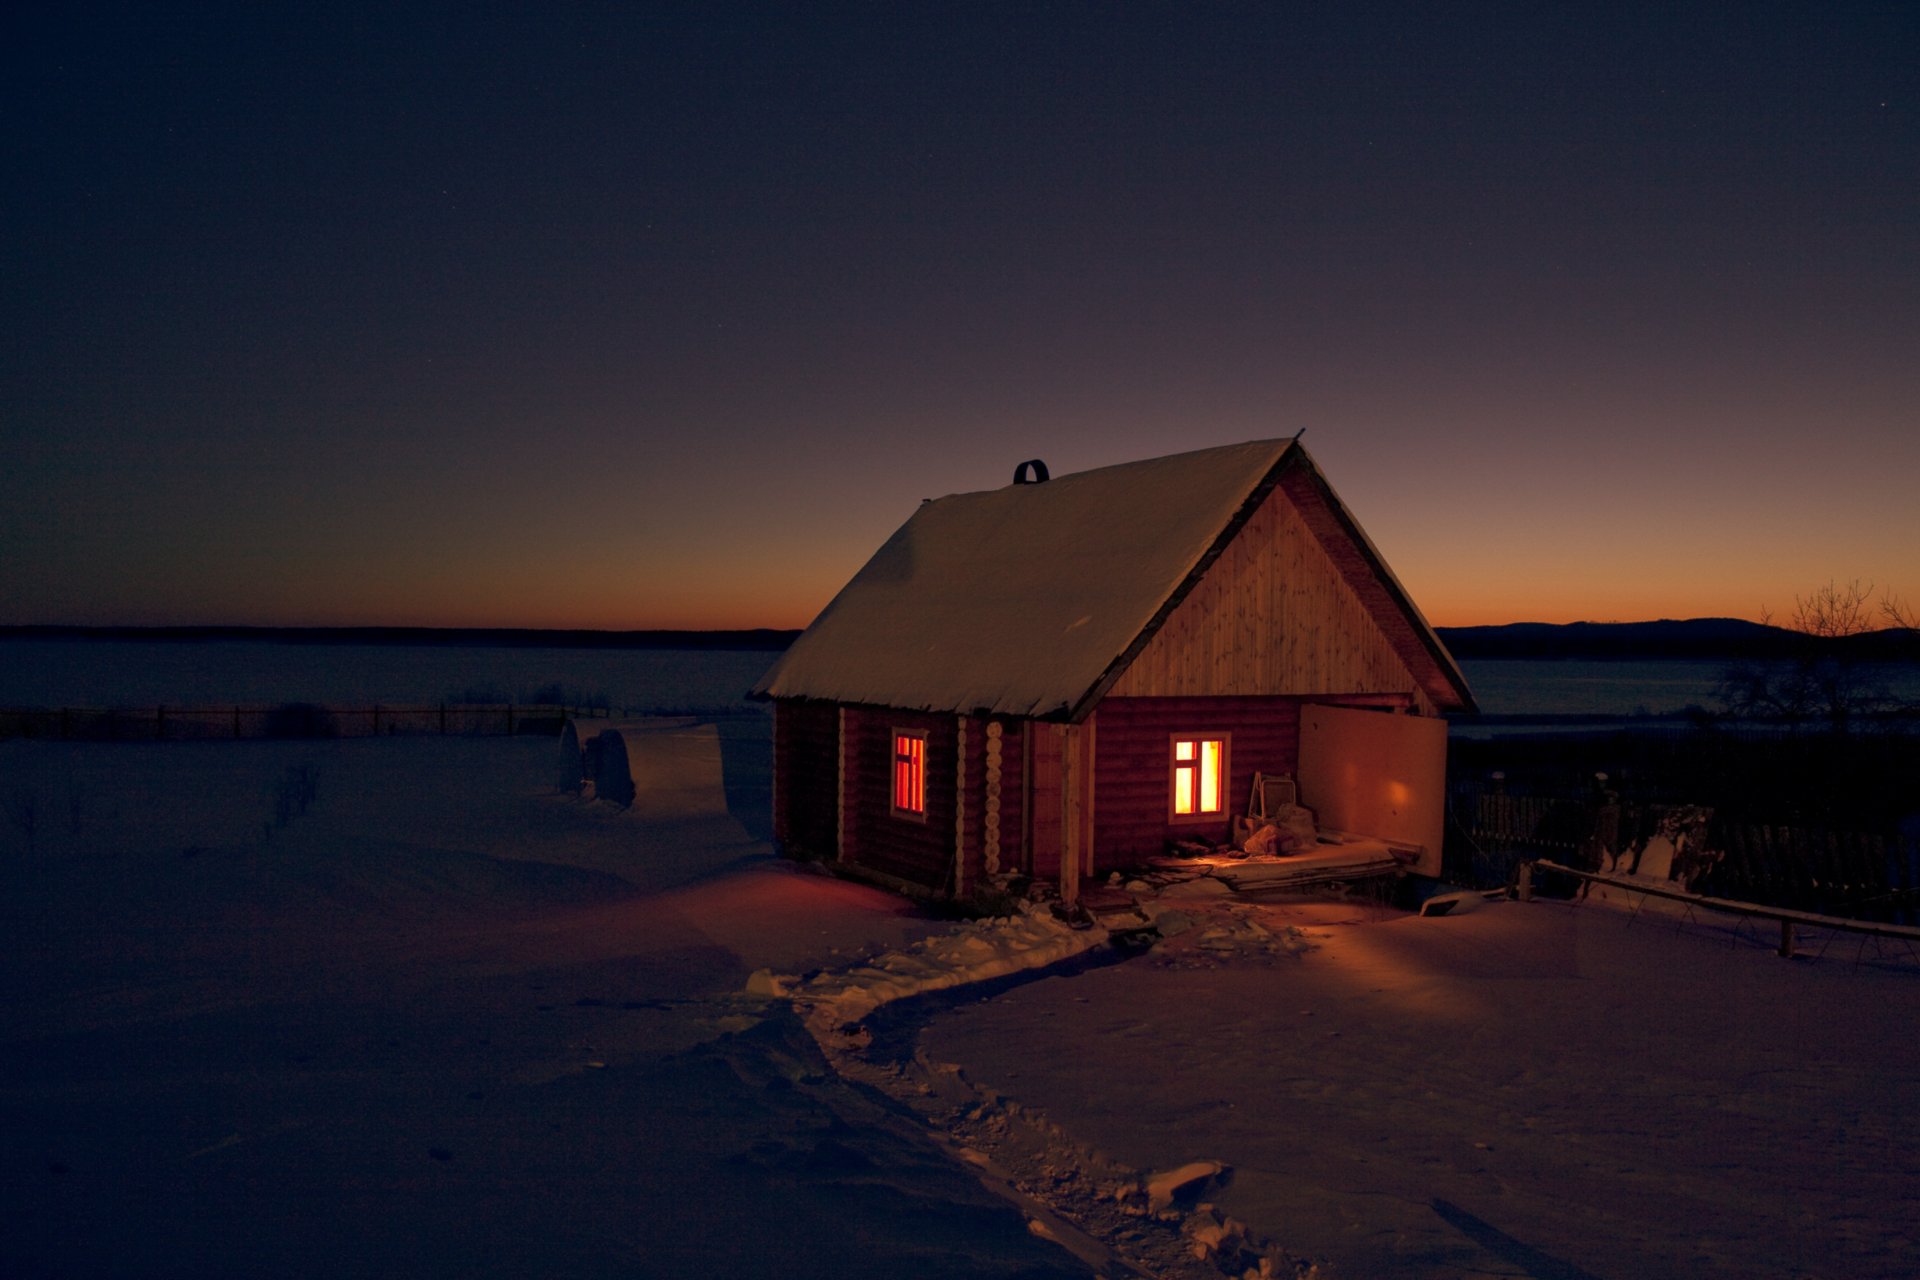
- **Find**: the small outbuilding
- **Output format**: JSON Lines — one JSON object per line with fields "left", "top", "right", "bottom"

{"left": 750, "top": 437, "right": 1476, "bottom": 902}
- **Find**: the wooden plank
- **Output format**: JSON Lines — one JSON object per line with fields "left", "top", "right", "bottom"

{"left": 1060, "top": 724, "right": 1080, "bottom": 906}
{"left": 836, "top": 706, "right": 849, "bottom": 863}
{"left": 1536, "top": 859, "right": 1920, "bottom": 944}
{"left": 954, "top": 716, "right": 969, "bottom": 897}
{"left": 1105, "top": 482, "right": 1434, "bottom": 712}
{"left": 1028, "top": 722, "right": 1063, "bottom": 877}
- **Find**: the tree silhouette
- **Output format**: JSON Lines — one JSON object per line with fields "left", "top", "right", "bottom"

{"left": 1717, "top": 580, "right": 1918, "bottom": 733}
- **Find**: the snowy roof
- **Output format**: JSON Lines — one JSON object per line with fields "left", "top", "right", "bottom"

{"left": 752, "top": 438, "right": 1474, "bottom": 718}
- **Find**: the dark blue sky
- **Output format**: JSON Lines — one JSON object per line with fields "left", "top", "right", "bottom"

{"left": 5, "top": 2, "right": 1916, "bottom": 627}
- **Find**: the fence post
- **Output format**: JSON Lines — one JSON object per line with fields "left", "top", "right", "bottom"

{"left": 1778, "top": 919, "right": 1795, "bottom": 958}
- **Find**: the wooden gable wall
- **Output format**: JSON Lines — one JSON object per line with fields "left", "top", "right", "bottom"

{"left": 1105, "top": 481, "right": 1437, "bottom": 716}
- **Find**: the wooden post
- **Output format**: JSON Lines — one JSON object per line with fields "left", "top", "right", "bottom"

{"left": 954, "top": 716, "right": 969, "bottom": 899}
{"left": 836, "top": 706, "right": 850, "bottom": 864}
{"left": 1082, "top": 715, "right": 1096, "bottom": 881}
{"left": 984, "top": 722, "right": 1003, "bottom": 877}
{"left": 1779, "top": 919, "right": 1795, "bottom": 958}
{"left": 1059, "top": 723, "right": 1080, "bottom": 908}
{"left": 770, "top": 702, "right": 785, "bottom": 851}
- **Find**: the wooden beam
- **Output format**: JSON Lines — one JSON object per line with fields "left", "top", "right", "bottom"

{"left": 954, "top": 715, "right": 969, "bottom": 898}
{"left": 836, "top": 706, "right": 849, "bottom": 864}
{"left": 1535, "top": 860, "right": 1920, "bottom": 948}
{"left": 1060, "top": 723, "right": 1081, "bottom": 907}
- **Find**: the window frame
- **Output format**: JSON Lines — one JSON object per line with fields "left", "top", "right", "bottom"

{"left": 890, "top": 727, "right": 929, "bottom": 821}
{"left": 1167, "top": 732, "right": 1231, "bottom": 824}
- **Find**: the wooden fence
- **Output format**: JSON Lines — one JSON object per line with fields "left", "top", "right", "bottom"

{"left": 1450, "top": 782, "right": 1920, "bottom": 925}
{"left": 0, "top": 703, "right": 607, "bottom": 742}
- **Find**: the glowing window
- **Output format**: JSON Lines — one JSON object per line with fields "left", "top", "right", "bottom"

{"left": 1170, "top": 735, "right": 1228, "bottom": 821}
{"left": 892, "top": 730, "right": 927, "bottom": 819}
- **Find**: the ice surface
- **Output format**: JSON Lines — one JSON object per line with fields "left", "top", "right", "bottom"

{"left": 0, "top": 639, "right": 777, "bottom": 712}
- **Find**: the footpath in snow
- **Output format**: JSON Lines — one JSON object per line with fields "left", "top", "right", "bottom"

{"left": 749, "top": 883, "right": 1332, "bottom": 1280}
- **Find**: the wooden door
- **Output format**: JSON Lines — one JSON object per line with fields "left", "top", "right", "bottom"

{"left": 1026, "top": 724, "right": 1062, "bottom": 877}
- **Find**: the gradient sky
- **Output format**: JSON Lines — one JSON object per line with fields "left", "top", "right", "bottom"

{"left": 5, "top": 2, "right": 1915, "bottom": 631}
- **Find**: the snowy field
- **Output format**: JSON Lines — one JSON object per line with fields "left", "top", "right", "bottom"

{"left": 6, "top": 647, "right": 1918, "bottom": 1278}
{"left": 919, "top": 896, "right": 1920, "bottom": 1279}
{"left": 0, "top": 638, "right": 779, "bottom": 712}
{"left": 0, "top": 726, "right": 1088, "bottom": 1279}
{"left": 9, "top": 637, "right": 1920, "bottom": 723}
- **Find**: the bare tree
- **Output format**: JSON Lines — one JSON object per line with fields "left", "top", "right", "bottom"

{"left": 1884, "top": 592, "right": 1919, "bottom": 635}
{"left": 1717, "top": 580, "right": 1917, "bottom": 733}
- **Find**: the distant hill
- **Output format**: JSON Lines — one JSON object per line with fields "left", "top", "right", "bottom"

{"left": 1436, "top": 618, "right": 1915, "bottom": 660}
{"left": 0, "top": 625, "right": 804, "bottom": 651}
{"left": 7, "top": 619, "right": 1912, "bottom": 662}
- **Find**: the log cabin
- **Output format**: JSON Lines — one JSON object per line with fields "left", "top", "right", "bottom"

{"left": 750, "top": 437, "right": 1476, "bottom": 903}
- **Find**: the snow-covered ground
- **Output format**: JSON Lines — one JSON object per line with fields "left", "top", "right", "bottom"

{"left": 0, "top": 725, "right": 1091, "bottom": 1279}
{"left": 917, "top": 894, "right": 1920, "bottom": 1279}
{"left": 0, "top": 638, "right": 777, "bottom": 712}
{"left": 6, "top": 710, "right": 1916, "bottom": 1278}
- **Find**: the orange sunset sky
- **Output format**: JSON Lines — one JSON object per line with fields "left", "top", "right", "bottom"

{"left": 5, "top": 6, "right": 1914, "bottom": 633}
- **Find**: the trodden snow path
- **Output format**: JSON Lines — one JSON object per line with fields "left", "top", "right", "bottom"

{"left": 758, "top": 904, "right": 1329, "bottom": 1280}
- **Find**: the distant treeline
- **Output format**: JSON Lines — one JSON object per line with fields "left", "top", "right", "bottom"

{"left": 0, "top": 625, "right": 804, "bottom": 651}
{"left": 1436, "top": 618, "right": 1917, "bottom": 661}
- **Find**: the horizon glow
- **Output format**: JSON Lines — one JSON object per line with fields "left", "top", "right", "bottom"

{"left": 5, "top": 6, "right": 1914, "bottom": 633}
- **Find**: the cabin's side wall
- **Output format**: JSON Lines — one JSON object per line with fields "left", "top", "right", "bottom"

{"left": 1107, "top": 482, "right": 1437, "bottom": 716}
{"left": 841, "top": 705, "right": 959, "bottom": 889}
{"left": 773, "top": 700, "right": 840, "bottom": 860}
{"left": 1089, "top": 695, "right": 1304, "bottom": 866}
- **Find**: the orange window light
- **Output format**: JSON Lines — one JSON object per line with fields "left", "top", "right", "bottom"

{"left": 1172, "top": 737, "right": 1224, "bottom": 817}
{"left": 893, "top": 733, "right": 925, "bottom": 815}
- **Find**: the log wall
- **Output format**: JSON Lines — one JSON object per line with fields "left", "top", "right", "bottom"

{"left": 842, "top": 706, "right": 959, "bottom": 889}
{"left": 773, "top": 700, "right": 840, "bottom": 860}
{"left": 1107, "top": 482, "right": 1436, "bottom": 716}
{"left": 989, "top": 720, "right": 1026, "bottom": 878}
{"left": 1090, "top": 695, "right": 1306, "bottom": 866}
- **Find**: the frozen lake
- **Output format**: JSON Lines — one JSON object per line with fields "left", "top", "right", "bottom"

{"left": 1455, "top": 656, "right": 1920, "bottom": 729}
{"left": 0, "top": 638, "right": 780, "bottom": 713}
{"left": 2, "top": 638, "right": 1914, "bottom": 723}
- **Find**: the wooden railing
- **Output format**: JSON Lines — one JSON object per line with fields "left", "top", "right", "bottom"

{"left": 1534, "top": 859, "right": 1920, "bottom": 958}
{"left": 1449, "top": 784, "right": 1919, "bottom": 926}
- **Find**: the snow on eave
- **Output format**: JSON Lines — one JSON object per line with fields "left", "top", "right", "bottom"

{"left": 750, "top": 439, "right": 1299, "bottom": 718}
